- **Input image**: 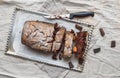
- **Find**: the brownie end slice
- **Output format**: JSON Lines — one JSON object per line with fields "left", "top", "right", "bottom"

{"left": 21, "top": 21, "right": 55, "bottom": 52}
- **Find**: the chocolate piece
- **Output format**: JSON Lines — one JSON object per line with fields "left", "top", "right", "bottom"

{"left": 59, "top": 42, "right": 65, "bottom": 53}
{"left": 59, "top": 53, "right": 62, "bottom": 60}
{"left": 52, "top": 53, "right": 57, "bottom": 60}
{"left": 21, "top": 21, "right": 54, "bottom": 52}
{"left": 70, "top": 29, "right": 75, "bottom": 35}
{"left": 63, "top": 31, "right": 74, "bottom": 58}
{"left": 78, "top": 57, "right": 84, "bottom": 65}
{"left": 93, "top": 48, "right": 101, "bottom": 53}
{"left": 111, "top": 40, "right": 116, "bottom": 48}
{"left": 99, "top": 28, "right": 105, "bottom": 37}
{"left": 68, "top": 61, "right": 74, "bottom": 69}
{"left": 75, "top": 24, "right": 83, "bottom": 31}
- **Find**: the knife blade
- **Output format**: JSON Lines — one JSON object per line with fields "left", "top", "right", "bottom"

{"left": 44, "top": 11, "right": 94, "bottom": 19}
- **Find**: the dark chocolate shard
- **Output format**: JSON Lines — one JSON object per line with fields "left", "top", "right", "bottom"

{"left": 75, "top": 24, "right": 83, "bottom": 31}
{"left": 111, "top": 40, "right": 116, "bottom": 48}
{"left": 99, "top": 28, "right": 105, "bottom": 37}
{"left": 93, "top": 48, "right": 101, "bottom": 53}
{"left": 68, "top": 61, "right": 74, "bottom": 69}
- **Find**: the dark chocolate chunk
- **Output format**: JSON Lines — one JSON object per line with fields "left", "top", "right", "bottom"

{"left": 68, "top": 61, "right": 74, "bottom": 69}
{"left": 93, "top": 48, "right": 101, "bottom": 53}
{"left": 70, "top": 29, "right": 75, "bottom": 36}
{"left": 54, "top": 23, "right": 58, "bottom": 28}
{"left": 59, "top": 53, "right": 62, "bottom": 60}
{"left": 111, "top": 40, "right": 116, "bottom": 48}
{"left": 59, "top": 43, "right": 65, "bottom": 53}
{"left": 52, "top": 54, "right": 57, "bottom": 60}
{"left": 47, "top": 40, "right": 54, "bottom": 43}
{"left": 99, "top": 28, "right": 105, "bottom": 37}
{"left": 78, "top": 57, "right": 84, "bottom": 65}
{"left": 75, "top": 24, "right": 83, "bottom": 31}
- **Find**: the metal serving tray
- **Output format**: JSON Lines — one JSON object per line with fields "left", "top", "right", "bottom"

{"left": 6, "top": 8, "right": 94, "bottom": 72}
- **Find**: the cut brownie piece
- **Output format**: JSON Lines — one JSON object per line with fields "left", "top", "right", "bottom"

{"left": 74, "top": 31, "right": 88, "bottom": 59}
{"left": 21, "top": 21, "right": 55, "bottom": 52}
{"left": 63, "top": 31, "right": 74, "bottom": 58}
{"left": 74, "top": 31, "right": 88, "bottom": 64}
{"left": 52, "top": 27, "right": 66, "bottom": 52}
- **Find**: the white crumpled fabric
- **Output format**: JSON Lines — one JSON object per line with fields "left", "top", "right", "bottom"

{"left": 0, "top": 0, "right": 120, "bottom": 78}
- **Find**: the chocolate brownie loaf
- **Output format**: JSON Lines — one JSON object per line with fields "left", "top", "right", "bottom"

{"left": 21, "top": 20, "right": 88, "bottom": 64}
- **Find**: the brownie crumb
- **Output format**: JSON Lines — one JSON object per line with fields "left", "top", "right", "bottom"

{"left": 75, "top": 24, "right": 83, "bottom": 31}
{"left": 93, "top": 48, "right": 101, "bottom": 53}
{"left": 47, "top": 40, "right": 54, "bottom": 43}
{"left": 111, "top": 40, "right": 116, "bottom": 48}
{"left": 68, "top": 61, "right": 74, "bottom": 69}
{"left": 99, "top": 28, "right": 105, "bottom": 37}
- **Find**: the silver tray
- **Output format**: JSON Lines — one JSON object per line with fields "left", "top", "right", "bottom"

{"left": 5, "top": 8, "right": 94, "bottom": 72}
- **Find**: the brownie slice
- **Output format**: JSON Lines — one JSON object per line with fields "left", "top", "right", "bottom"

{"left": 21, "top": 21, "right": 55, "bottom": 52}
{"left": 52, "top": 27, "right": 66, "bottom": 52}
{"left": 63, "top": 31, "right": 74, "bottom": 58}
{"left": 74, "top": 31, "right": 88, "bottom": 60}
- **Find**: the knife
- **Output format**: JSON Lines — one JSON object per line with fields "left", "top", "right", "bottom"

{"left": 44, "top": 11, "right": 94, "bottom": 19}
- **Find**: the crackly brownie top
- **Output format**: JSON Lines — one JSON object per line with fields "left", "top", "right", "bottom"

{"left": 21, "top": 21, "right": 55, "bottom": 52}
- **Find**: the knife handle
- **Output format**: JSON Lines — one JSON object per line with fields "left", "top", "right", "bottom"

{"left": 69, "top": 11, "right": 94, "bottom": 19}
